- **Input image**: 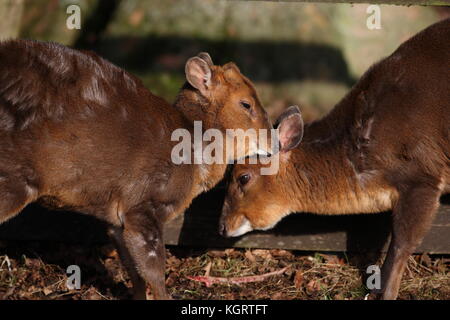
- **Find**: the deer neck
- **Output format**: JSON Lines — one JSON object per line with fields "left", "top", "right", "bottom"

{"left": 174, "top": 85, "right": 228, "bottom": 196}
{"left": 285, "top": 135, "right": 396, "bottom": 215}
{"left": 174, "top": 85, "right": 218, "bottom": 130}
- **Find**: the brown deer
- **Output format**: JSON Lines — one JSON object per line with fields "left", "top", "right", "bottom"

{"left": 219, "top": 19, "right": 450, "bottom": 300}
{"left": 0, "top": 40, "right": 272, "bottom": 299}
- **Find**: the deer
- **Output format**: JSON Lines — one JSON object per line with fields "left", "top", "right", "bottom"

{"left": 0, "top": 40, "right": 272, "bottom": 299}
{"left": 219, "top": 18, "right": 450, "bottom": 300}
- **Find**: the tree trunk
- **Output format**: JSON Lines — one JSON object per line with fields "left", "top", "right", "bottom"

{"left": 0, "top": 0, "right": 24, "bottom": 41}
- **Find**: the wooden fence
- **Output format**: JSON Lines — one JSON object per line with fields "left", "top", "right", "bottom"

{"left": 241, "top": 0, "right": 450, "bottom": 6}
{"left": 0, "top": 186, "right": 449, "bottom": 253}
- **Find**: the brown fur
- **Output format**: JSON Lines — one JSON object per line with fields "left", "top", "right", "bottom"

{"left": 0, "top": 40, "right": 271, "bottom": 299}
{"left": 220, "top": 19, "right": 450, "bottom": 300}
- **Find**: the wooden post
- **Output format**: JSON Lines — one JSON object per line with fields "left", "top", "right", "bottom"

{"left": 238, "top": 0, "right": 450, "bottom": 6}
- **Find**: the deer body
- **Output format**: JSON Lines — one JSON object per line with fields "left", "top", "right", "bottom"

{"left": 220, "top": 19, "right": 450, "bottom": 299}
{"left": 0, "top": 40, "right": 271, "bottom": 299}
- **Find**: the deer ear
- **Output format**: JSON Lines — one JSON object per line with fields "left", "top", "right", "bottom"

{"left": 185, "top": 57, "right": 212, "bottom": 96}
{"left": 277, "top": 106, "right": 304, "bottom": 152}
{"left": 223, "top": 62, "right": 240, "bottom": 73}
{"left": 197, "top": 52, "right": 213, "bottom": 66}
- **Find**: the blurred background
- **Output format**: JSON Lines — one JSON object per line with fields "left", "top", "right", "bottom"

{"left": 1, "top": 0, "right": 449, "bottom": 122}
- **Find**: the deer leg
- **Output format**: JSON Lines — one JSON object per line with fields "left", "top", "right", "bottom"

{"left": 0, "top": 176, "right": 36, "bottom": 224}
{"left": 376, "top": 182, "right": 441, "bottom": 300}
{"left": 121, "top": 203, "right": 169, "bottom": 300}
{"left": 108, "top": 226, "right": 147, "bottom": 300}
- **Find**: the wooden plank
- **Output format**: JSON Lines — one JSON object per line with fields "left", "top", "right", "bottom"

{"left": 239, "top": 0, "right": 450, "bottom": 6}
{"left": 165, "top": 188, "right": 450, "bottom": 254}
{"left": 0, "top": 187, "right": 449, "bottom": 253}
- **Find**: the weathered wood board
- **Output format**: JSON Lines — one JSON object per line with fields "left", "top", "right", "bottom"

{"left": 0, "top": 186, "right": 449, "bottom": 254}
{"left": 241, "top": 0, "right": 450, "bottom": 6}
{"left": 165, "top": 188, "right": 450, "bottom": 254}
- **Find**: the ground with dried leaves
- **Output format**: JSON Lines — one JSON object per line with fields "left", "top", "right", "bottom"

{"left": 0, "top": 242, "right": 448, "bottom": 300}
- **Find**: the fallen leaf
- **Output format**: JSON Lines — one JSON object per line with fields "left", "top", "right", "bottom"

{"left": 420, "top": 253, "right": 432, "bottom": 267}
{"left": 294, "top": 271, "right": 304, "bottom": 289}
{"left": 271, "top": 249, "right": 293, "bottom": 258}
{"left": 306, "top": 280, "right": 319, "bottom": 293}
{"left": 318, "top": 253, "right": 343, "bottom": 265}
{"left": 245, "top": 251, "right": 256, "bottom": 263}
{"left": 208, "top": 250, "right": 226, "bottom": 258}
{"left": 252, "top": 249, "right": 272, "bottom": 260}
{"left": 272, "top": 292, "right": 283, "bottom": 300}
{"left": 43, "top": 287, "right": 52, "bottom": 296}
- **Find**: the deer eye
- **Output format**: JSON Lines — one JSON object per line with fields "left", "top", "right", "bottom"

{"left": 240, "top": 101, "right": 251, "bottom": 110}
{"left": 238, "top": 173, "right": 251, "bottom": 186}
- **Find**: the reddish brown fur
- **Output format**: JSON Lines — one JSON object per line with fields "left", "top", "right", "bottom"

{"left": 0, "top": 40, "right": 271, "bottom": 299}
{"left": 220, "top": 19, "right": 450, "bottom": 300}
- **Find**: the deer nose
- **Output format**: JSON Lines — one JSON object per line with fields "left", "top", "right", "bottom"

{"left": 256, "top": 149, "right": 272, "bottom": 157}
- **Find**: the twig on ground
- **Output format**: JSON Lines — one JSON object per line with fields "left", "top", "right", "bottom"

{"left": 187, "top": 267, "right": 289, "bottom": 288}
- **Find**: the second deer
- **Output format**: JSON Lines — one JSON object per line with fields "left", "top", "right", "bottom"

{"left": 219, "top": 18, "right": 450, "bottom": 300}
